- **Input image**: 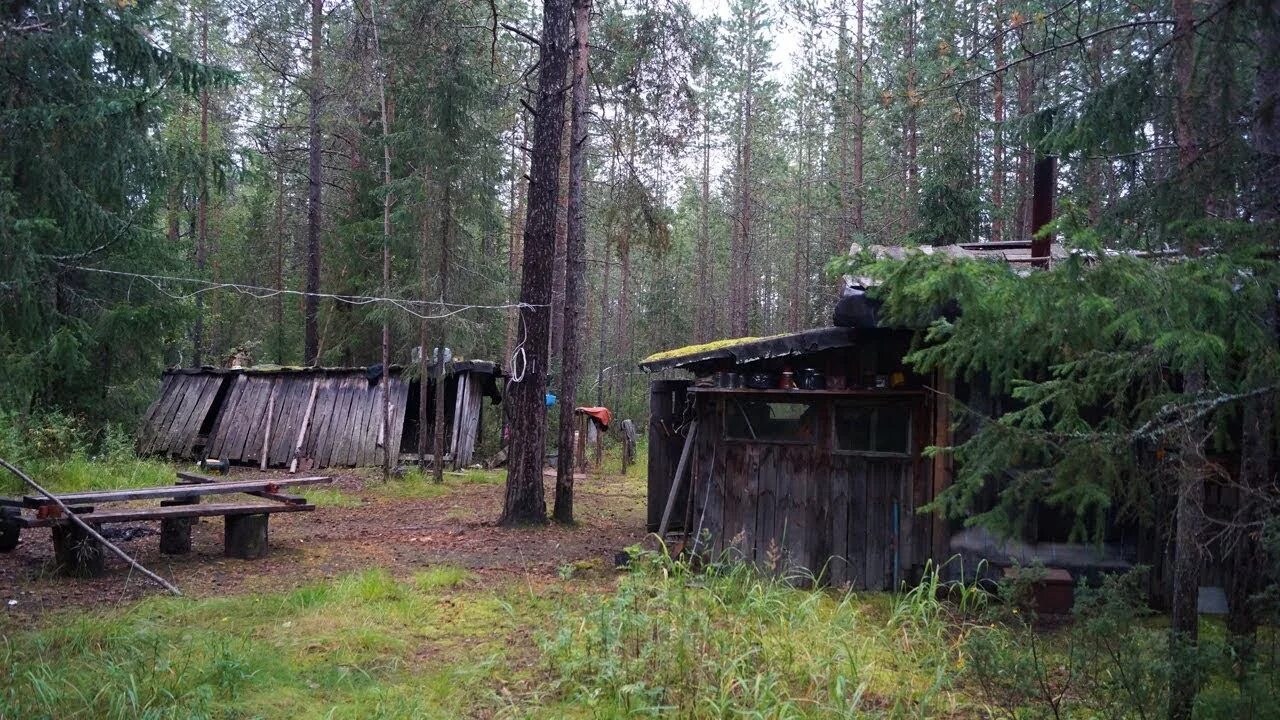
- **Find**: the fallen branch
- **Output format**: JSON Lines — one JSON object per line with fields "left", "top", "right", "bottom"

{"left": 0, "top": 457, "right": 183, "bottom": 596}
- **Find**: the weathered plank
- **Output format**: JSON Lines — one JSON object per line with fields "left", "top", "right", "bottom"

{"left": 25, "top": 476, "right": 333, "bottom": 507}
{"left": 137, "top": 373, "right": 178, "bottom": 454}
{"left": 27, "top": 501, "right": 315, "bottom": 528}
{"left": 207, "top": 374, "right": 249, "bottom": 458}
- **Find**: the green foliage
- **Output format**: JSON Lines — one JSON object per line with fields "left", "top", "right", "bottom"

{"left": 0, "top": 0, "right": 231, "bottom": 429}
{"left": 833, "top": 240, "right": 1280, "bottom": 542}
{"left": 965, "top": 569, "right": 1280, "bottom": 719}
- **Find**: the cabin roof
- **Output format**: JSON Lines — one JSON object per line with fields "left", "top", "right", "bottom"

{"left": 639, "top": 327, "right": 858, "bottom": 372}
{"left": 162, "top": 360, "right": 502, "bottom": 378}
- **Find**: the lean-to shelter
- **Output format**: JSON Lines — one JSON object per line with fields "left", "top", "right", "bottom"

{"left": 137, "top": 362, "right": 502, "bottom": 470}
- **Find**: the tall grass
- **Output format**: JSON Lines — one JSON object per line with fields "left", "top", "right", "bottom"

{"left": 541, "top": 550, "right": 984, "bottom": 718}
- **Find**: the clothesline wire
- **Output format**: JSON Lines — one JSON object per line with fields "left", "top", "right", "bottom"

{"left": 58, "top": 264, "right": 546, "bottom": 321}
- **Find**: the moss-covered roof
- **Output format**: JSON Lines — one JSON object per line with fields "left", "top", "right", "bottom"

{"left": 639, "top": 327, "right": 859, "bottom": 372}
{"left": 639, "top": 334, "right": 788, "bottom": 366}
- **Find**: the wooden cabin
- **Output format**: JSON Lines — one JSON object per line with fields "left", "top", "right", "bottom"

{"left": 642, "top": 327, "right": 953, "bottom": 589}
{"left": 640, "top": 235, "right": 1156, "bottom": 591}
{"left": 137, "top": 361, "right": 503, "bottom": 470}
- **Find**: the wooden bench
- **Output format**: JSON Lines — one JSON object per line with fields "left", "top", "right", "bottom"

{"left": 0, "top": 474, "right": 331, "bottom": 577}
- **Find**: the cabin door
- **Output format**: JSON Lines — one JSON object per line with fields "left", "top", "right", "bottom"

{"left": 828, "top": 399, "right": 918, "bottom": 590}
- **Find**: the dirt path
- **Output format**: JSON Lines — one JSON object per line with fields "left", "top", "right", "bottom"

{"left": 0, "top": 468, "right": 648, "bottom": 621}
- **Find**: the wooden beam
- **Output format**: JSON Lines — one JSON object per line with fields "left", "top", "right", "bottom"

{"left": 28, "top": 476, "right": 332, "bottom": 507}
{"left": 289, "top": 378, "right": 322, "bottom": 473}
{"left": 23, "top": 501, "right": 315, "bottom": 528}
{"left": 259, "top": 379, "right": 279, "bottom": 471}
{"left": 657, "top": 419, "right": 699, "bottom": 537}
{"left": 930, "top": 374, "right": 954, "bottom": 567}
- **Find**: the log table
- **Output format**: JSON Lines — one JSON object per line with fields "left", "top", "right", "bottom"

{"left": 0, "top": 473, "right": 332, "bottom": 576}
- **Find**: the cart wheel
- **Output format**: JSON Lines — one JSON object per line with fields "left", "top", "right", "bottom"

{"left": 0, "top": 508, "right": 19, "bottom": 553}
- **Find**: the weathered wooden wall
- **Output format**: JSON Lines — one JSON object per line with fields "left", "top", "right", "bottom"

{"left": 137, "top": 372, "right": 228, "bottom": 458}
{"left": 206, "top": 371, "right": 409, "bottom": 469}
{"left": 686, "top": 392, "right": 936, "bottom": 590}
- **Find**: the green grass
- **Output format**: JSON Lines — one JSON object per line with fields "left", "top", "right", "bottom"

{"left": 0, "top": 455, "right": 186, "bottom": 496}
{"left": 0, "top": 567, "right": 560, "bottom": 719}
{"left": 4, "top": 553, "right": 1273, "bottom": 719}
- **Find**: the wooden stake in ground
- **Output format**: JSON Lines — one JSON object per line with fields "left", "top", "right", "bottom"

{"left": 0, "top": 458, "right": 183, "bottom": 596}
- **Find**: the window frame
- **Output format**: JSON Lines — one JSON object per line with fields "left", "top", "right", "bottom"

{"left": 722, "top": 397, "right": 820, "bottom": 446}
{"left": 831, "top": 401, "right": 915, "bottom": 458}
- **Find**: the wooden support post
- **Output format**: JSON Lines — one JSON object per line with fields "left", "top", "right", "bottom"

{"left": 593, "top": 421, "right": 603, "bottom": 470}
{"left": 160, "top": 518, "right": 194, "bottom": 555}
{"left": 52, "top": 522, "right": 106, "bottom": 577}
{"left": 576, "top": 413, "right": 588, "bottom": 473}
{"left": 289, "top": 379, "right": 321, "bottom": 473}
{"left": 0, "top": 507, "right": 19, "bottom": 552}
{"left": 159, "top": 498, "right": 197, "bottom": 554}
{"left": 260, "top": 379, "right": 278, "bottom": 471}
{"left": 657, "top": 420, "right": 699, "bottom": 537}
{"left": 930, "top": 375, "right": 954, "bottom": 569}
{"left": 225, "top": 514, "right": 269, "bottom": 559}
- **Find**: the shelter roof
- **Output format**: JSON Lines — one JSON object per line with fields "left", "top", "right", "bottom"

{"left": 163, "top": 360, "right": 502, "bottom": 378}
{"left": 639, "top": 327, "right": 858, "bottom": 373}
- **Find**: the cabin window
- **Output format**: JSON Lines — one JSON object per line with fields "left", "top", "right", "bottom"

{"left": 833, "top": 402, "right": 912, "bottom": 456}
{"left": 725, "top": 400, "right": 818, "bottom": 444}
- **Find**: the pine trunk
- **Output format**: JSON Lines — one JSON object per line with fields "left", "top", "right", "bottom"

{"left": 274, "top": 162, "right": 286, "bottom": 364}
{"left": 854, "top": 0, "right": 864, "bottom": 233}
{"left": 501, "top": 0, "right": 572, "bottom": 526}
{"left": 991, "top": 0, "right": 1004, "bottom": 243}
{"left": 694, "top": 76, "right": 712, "bottom": 343}
{"left": 554, "top": 0, "right": 591, "bottom": 524}
{"left": 550, "top": 103, "right": 572, "bottom": 362}
{"left": 434, "top": 183, "right": 452, "bottom": 484}
{"left": 304, "top": 0, "right": 324, "bottom": 365}
{"left": 419, "top": 175, "right": 432, "bottom": 467}
{"left": 506, "top": 117, "right": 528, "bottom": 367}
{"left": 194, "top": 2, "right": 209, "bottom": 367}
{"left": 375, "top": 10, "right": 393, "bottom": 479}
{"left": 1168, "top": 6, "right": 1203, "bottom": 702}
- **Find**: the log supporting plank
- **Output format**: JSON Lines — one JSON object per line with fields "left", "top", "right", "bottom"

{"left": 225, "top": 514, "right": 269, "bottom": 559}
{"left": 1, "top": 507, "right": 21, "bottom": 552}
{"left": 25, "top": 476, "right": 332, "bottom": 508}
{"left": 52, "top": 522, "right": 106, "bottom": 577}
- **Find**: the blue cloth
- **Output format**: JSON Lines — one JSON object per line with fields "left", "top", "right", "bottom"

{"left": 545, "top": 393, "right": 557, "bottom": 407}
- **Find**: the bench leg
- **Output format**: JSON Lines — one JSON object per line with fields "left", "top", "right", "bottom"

{"left": 0, "top": 508, "right": 20, "bottom": 553}
{"left": 159, "top": 518, "right": 193, "bottom": 555}
{"left": 224, "top": 514, "right": 269, "bottom": 559}
{"left": 158, "top": 498, "right": 198, "bottom": 554}
{"left": 52, "top": 522, "right": 105, "bottom": 577}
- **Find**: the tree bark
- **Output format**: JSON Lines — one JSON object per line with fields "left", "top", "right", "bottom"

{"left": 554, "top": 0, "right": 591, "bottom": 524}
{"left": 418, "top": 172, "right": 433, "bottom": 467}
{"left": 434, "top": 183, "right": 452, "bottom": 484}
{"left": 506, "top": 115, "right": 529, "bottom": 369}
{"left": 854, "top": 0, "right": 865, "bottom": 233}
{"left": 694, "top": 67, "right": 713, "bottom": 343}
{"left": 274, "top": 161, "right": 286, "bottom": 365}
{"left": 501, "top": 0, "right": 572, "bottom": 526}
{"left": 373, "top": 2, "right": 393, "bottom": 479}
{"left": 304, "top": 0, "right": 324, "bottom": 365}
{"left": 194, "top": 0, "right": 209, "bottom": 367}
{"left": 903, "top": 0, "right": 918, "bottom": 234}
{"left": 550, "top": 99, "right": 572, "bottom": 362}
{"left": 991, "top": 0, "right": 1005, "bottom": 243}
